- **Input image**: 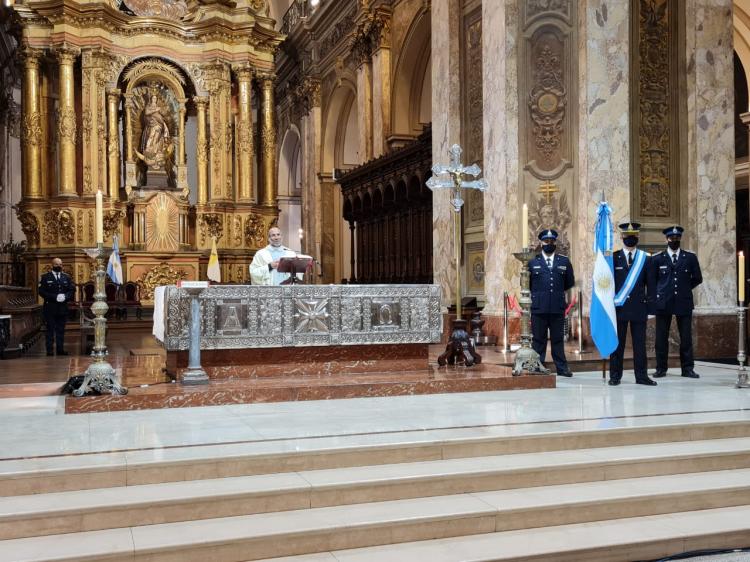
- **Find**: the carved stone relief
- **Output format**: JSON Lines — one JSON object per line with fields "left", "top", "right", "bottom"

{"left": 16, "top": 210, "right": 39, "bottom": 248}
{"left": 528, "top": 193, "right": 572, "bottom": 255}
{"left": 633, "top": 0, "right": 677, "bottom": 219}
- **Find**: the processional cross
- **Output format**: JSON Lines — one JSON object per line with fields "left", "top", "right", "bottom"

{"left": 427, "top": 144, "right": 488, "bottom": 367}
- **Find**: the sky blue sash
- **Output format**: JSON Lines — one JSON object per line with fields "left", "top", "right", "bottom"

{"left": 614, "top": 249, "right": 646, "bottom": 307}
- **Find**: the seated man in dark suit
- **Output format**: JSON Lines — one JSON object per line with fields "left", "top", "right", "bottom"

{"left": 38, "top": 257, "right": 76, "bottom": 356}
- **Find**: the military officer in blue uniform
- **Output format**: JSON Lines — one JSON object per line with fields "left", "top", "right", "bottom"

{"left": 648, "top": 225, "right": 703, "bottom": 379}
{"left": 608, "top": 222, "right": 657, "bottom": 386}
{"left": 38, "top": 257, "right": 76, "bottom": 356}
{"left": 529, "top": 229, "right": 575, "bottom": 377}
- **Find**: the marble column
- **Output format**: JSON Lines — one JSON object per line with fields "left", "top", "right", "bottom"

{"left": 371, "top": 16, "right": 391, "bottom": 158}
{"left": 106, "top": 89, "right": 120, "bottom": 201}
{"left": 194, "top": 96, "right": 209, "bottom": 206}
{"left": 21, "top": 47, "right": 43, "bottom": 200}
{"left": 684, "top": 0, "right": 736, "bottom": 321}
{"left": 356, "top": 61, "right": 373, "bottom": 162}
{"left": 300, "top": 103, "right": 322, "bottom": 264}
{"left": 431, "top": 0, "right": 462, "bottom": 308}
{"left": 481, "top": 2, "right": 519, "bottom": 317}
{"left": 259, "top": 74, "right": 277, "bottom": 207}
{"left": 236, "top": 67, "right": 254, "bottom": 203}
{"left": 576, "top": 0, "right": 631, "bottom": 308}
{"left": 56, "top": 45, "right": 78, "bottom": 197}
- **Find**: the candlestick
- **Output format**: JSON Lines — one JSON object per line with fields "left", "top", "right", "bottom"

{"left": 740, "top": 251, "right": 745, "bottom": 303}
{"left": 95, "top": 190, "right": 104, "bottom": 244}
{"left": 522, "top": 203, "right": 529, "bottom": 248}
{"left": 511, "top": 246, "right": 550, "bottom": 375}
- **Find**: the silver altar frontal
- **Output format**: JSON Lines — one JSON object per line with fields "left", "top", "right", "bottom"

{"left": 158, "top": 284, "right": 443, "bottom": 351}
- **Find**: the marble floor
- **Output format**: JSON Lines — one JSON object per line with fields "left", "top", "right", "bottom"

{"left": 0, "top": 360, "right": 748, "bottom": 461}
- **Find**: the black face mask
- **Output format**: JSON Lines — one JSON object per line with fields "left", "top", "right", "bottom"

{"left": 623, "top": 236, "right": 638, "bottom": 248}
{"left": 668, "top": 240, "right": 681, "bottom": 251}
{"left": 52, "top": 266, "right": 62, "bottom": 273}
{"left": 542, "top": 244, "right": 556, "bottom": 255}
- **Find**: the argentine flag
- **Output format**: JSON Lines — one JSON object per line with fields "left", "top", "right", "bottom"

{"left": 589, "top": 201, "right": 618, "bottom": 357}
{"left": 106, "top": 235, "right": 123, "bottom": 285}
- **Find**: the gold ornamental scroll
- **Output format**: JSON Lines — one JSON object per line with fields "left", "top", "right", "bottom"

{"left": 236, "top": 66, "right": 253, "bottom": 203}
{"left": 259, "top": 73, "right": 277, "bottom": 207}
{"left": 56, "top": 44, "right": 79, "bottom": 197}
{"left": 194, "top": 96, "right": 209, "bottom": 205}
{"left": 21, "top": 47, "right": 43, "bottom": 200}
{"left": 106, "top": 89, "right": 121, "bottom": 201}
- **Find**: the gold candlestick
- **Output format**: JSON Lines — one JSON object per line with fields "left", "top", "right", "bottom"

{"left": 74, "top": 243, "right": 128, "bottom": 396}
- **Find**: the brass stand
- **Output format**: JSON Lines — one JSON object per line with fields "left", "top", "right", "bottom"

{"left": 736, "top": 303, "right": 749, "bottom": 389}
{"left": 74, "top": 243, "right": 128, "bottom": 396}
{"left": 511, "top": 247, "right": 549, "bottom": 376}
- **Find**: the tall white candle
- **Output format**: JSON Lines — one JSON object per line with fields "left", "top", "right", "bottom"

{"left": 740, "top": 251, "right": 745, "bottom": 303}
{"left": 95, "top": 190, "right": 104, "bottom": 244}
{"left": 522, "top": 203, "right": 529, "bottom": 248}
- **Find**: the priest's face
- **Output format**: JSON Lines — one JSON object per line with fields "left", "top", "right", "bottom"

{"left": 268, "top": 228, "right": 282, "bottom": 247}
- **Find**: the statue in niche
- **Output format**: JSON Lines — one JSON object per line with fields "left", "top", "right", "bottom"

{"left": 132, "top": 85, "right": 176, "bottom": 187}
{"left": 137, "top": 92, "right": 172, "bottom": 169}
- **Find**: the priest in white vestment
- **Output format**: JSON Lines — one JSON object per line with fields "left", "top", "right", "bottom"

{"left": 249, "top": 227, "right": 303, "bottom": 285}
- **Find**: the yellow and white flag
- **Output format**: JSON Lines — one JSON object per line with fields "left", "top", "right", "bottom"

{"left": 207, "top": 237, "right": 221, "bottom": 283}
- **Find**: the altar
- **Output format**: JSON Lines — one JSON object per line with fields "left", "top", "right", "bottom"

{"left": 156, "top": 284, "right": 443, "bottom": 380}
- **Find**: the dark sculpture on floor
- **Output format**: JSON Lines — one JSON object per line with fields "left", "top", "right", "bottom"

{"left": 438, "top": 319, "right": 482, "bottom": 367}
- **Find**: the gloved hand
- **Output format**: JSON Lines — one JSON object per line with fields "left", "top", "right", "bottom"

{"left": 56, "top": 293, "right": 65, "bottom": 303}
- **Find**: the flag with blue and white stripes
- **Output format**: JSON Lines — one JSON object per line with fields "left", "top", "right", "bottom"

{"left": 106, "top": 235, "right": 123, "bottom": 285}
{"left": 589, "top": 201, "right": 619, "bottom": 358}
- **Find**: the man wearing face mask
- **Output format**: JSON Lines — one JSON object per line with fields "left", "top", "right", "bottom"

{"left": 608, "top": 223, "right": 656, "bottom": 386}
{"left": 529, "top": 229, "right": 575, "bottom": 377}
{"left": 648, "top": 225, "right": 703, "bottom": 379}
{"left": 38, "top": 257, "right": 76, "bottom": 356}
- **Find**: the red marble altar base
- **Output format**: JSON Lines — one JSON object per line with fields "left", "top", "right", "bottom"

{"left": 165, "top": 344, "right": 428, "bottom": 380}
{"left": 64, "top": 362, "right": 554, "bottom": 413}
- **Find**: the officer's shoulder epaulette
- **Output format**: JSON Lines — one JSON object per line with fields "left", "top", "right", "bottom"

{"left": 652, "top": 250, "right": 665, "bottom": 256}
{"left": 557, "top": 253, "right": 569, "bottom": 259}
{"left": 682, "top": 249, "right": 695, "bottom": 255}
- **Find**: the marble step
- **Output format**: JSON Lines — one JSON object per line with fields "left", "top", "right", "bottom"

{"left": 3, "top": 475, "right": 750, "bottom": 562}
{"left": 2, "top": 437, "right": 750, "bottom": 540}
{"left": 275, "top": 505, "right": 750, "bottom": 562}
{"left": 2, "top": 416, "right": 749, "bottom": 496}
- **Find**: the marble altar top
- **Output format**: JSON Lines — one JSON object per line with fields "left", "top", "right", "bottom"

{"left": 157, "top": 284, "right": 443, "bottom": 351}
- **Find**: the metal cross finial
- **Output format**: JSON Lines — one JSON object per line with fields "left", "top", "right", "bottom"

{"left": 538, "top": 179, "right": 558, "bottom": 205}
{"left": 426, "top": 143, "right": 488, "bottom": 212}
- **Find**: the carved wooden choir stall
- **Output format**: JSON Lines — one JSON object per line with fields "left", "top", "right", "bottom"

{"left": 338, "top": 127, "right": 433, "bottom": 285}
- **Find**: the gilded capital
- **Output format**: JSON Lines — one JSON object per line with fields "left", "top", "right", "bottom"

{"left": 193, "top": 96, "right": 209, "bottom": 108}
{"left": 257, "top": 72, "right": 276, "bottom": 87}
{"left": 106, "top": 87, "right": 121, "bottom": 101}
{"left": 55, "top": 44, "right": 80, "bottom": 65}
{"left": 235, "top": 65, "right": 253, "bottom": 82}
{"left": 19, "top": 46, "right": 43, "bottom": 69}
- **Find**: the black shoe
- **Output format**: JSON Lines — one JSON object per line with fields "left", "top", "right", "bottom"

{"left": 46, "top": 351, "right": 54, "bottom": 357}
{"left": 636, "top": 378, "right": 658, "bottom": 386}
{"left": 608, "top": 379, "right": 621, "bottom": 386}
{"left": 681, "top": 370, "right": 700, "bottom": 379}
{"left": 57, "top": 351, "right": 69, "bottom": 356}
{"left": 652, "top": 370, "right": 667, "bottom": 378}
{"left": 557, "top": 370, "right": 573, "bottom": 378}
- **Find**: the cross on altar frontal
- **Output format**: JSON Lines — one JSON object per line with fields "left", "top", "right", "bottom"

{"left": 538, "top": 179, "right": 559, "bottom": 204}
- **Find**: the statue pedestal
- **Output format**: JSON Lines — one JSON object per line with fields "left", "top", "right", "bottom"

{"left": 143, "top": 168, "right": 169, "bottom": 188}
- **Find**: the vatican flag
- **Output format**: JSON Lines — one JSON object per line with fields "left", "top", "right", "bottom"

{"left": 589, "top": 200, "right": 618, "bottom": 357}
{"left": 207, "top": 237, "right": 221, "bottom": 283}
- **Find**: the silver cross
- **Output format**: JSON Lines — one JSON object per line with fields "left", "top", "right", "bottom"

{"left": 426, "top": 144, "right": 488, "bottom": 212}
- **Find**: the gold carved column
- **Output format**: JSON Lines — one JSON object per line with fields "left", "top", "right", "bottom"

{"left": 106, "top": 88, "right": 120, "bottom": 201}
{"left": 56, "top": 45, "right": 79, "bottom": 197}
{"left": 194, "top": 96, "right": 209, "bottom": 205}
{"left": 21, "top": 47, "right": 43, "bottom": 200}
{"left": 236, "top": 66, "right": 253, "bottom": 203}
{"left": 259, "top": 73, "right": 277, "bottom": 207}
